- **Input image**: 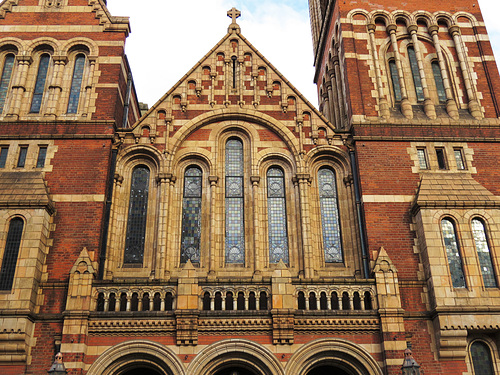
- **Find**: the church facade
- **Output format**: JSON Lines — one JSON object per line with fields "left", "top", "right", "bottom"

{"left": 0, "top": 0, "right": 499, "bottom": 374}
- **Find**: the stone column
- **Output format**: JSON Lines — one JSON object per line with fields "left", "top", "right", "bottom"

{"left": 296, "top": 174, "right": 313, "bottom": 279}
{"left": 407, "top": 24, "right": 437, "bottom": 119}
{"left": 328, "top": 68, "right": 341, "bottom": 128}
{"left": 251, "top": 176, "right": 262, "bottom": 278}
{"left": 449, "top": 25, "right": 482, "bottom": 119}
{"left": 7, "top": 55, "right": 31, "bottom": 118}
{"left": 163, "top": 174, "right": 176, "bottom": 278}
{"left": 82, "top": 56, "right": 96, "bottom": 117}
{"left": 321, "top": 91, "right": 331, "bottom": 122}
{"left": 325, "top": 80, "right": 336, "bottom": 124}
{"left": 208, "top": 176, "right": 219, "bottom": 277}
{"left": 386, "top": 24, "right": 413, "bottom": 119}
{"left": 367, "top": 23, "right": 390, "bottom": 120}
{"left": 332, "top": 53, "right": 348, "bottom": 126}
{"left": 45, "top": 55, "right": 66, "bottom": 117}
{"left": 428, "top": 25, "right": 459, "bottom": 119}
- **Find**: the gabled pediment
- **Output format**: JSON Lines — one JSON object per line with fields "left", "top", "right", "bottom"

{"left": 129, "top": 22, "right": 334, "bottom": 154}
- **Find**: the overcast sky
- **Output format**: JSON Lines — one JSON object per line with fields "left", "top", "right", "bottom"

{"left": 105, "top": 0, "right": 500, "bottom": 109}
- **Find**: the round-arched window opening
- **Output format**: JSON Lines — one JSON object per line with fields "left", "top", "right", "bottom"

{"left": 307, "top": 365, "right": 350, "bottom": 375}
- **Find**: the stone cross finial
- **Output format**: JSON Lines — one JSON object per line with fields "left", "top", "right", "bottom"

{"left": 227, "top": 7, "right": 241, "bottom": 24}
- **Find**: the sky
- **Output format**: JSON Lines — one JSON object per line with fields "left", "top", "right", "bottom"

{"left": 105, "top": 0, "right": 500, "bottom": 109}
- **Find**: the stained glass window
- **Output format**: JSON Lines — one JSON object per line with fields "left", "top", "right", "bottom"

{"left": 0, "top": 54, "right": 14, "bottom": 113}
{"left": 67, "top": 54, "right": 85, "bottom": 114}
{"left": 472, "top": 219, "right": 497, "bottom": 288}
{"left": 441, "top": 218, "right": 466, "bottom": 288}
{"left": 30, "top": 54, "right": 50, "bottom": 113}
{"left": 225, "top": 139, "right": 245, "bottom": 264}
{"left": 124, "top": 166, "right": 150, "bottom": 264}
{"left": 432, "top": 61, "right": 447, "bottom": 103}
{"left": 267, "top": 167, "right": 289, "bottom": 264}
{"left": 389, "top": 60, "right": 402, "bottom": 102}
{"left": 408, "top": 47, "right": 424, "bottom": 102}
{"left": 0, "top": 147, "right": 8, "bottom": 168}
{"left": 0, "top": 218, "right": 24, "bottom": 290}
{"left": 471, "top": 342, "right": 495, "bottom": 375}
{"left": 318, "top": 168, "right": 343, "bottom": 263}
{"left": 36, "top": 146, "right": 47, "bottom": 168}
{"left": 454, "top": 148, "right": 465, "bottom": 170}
{"left": 180, "top": 166, "right": 202, "bottom": 264}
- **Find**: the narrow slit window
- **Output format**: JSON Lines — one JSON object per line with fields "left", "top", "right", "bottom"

{"left": 0, "top": 218, "right": 24, "bottom": 290}
{"left": 124, "top": 166, "right": 150, "bottom": 265}
{"left": 0, "top": 54, "right": 15, "bottom": 113}
{"left": 454, "top": 148, "right": 465, "bottom": 170}
{"left": 432, "top": 61, "right": 447, "bottom": 103}
{"left": 408, "top": 47, "right": 425, "bottom": 102}
{"left": 67, "top": 54, "right": 86, "bottom": 114}
{"left": 36, "top": 146, "right": 47, "bottom": 168}
{"left": 417, "top": 148, "right": 428, "bottom": 169}
{"left": 436, "top": 148, "right": 447, "bottom": 170}
{"left": 441, "top": 218, "right": 466, "bottom": 288}
{"left": 225, "top": 138, "right": 245, "bottom": 264}
{"left": 232, "top": 56, "right": 237, "bottom": 89}
{"left": 17, "top": 146, "right": 27, "bottom": 168}
{"left": 471, "top": 219, "right": 497, "bottom": 288}
{"left": 318, "top": 167, "right": 343, "bottom": 263}
{"left": 267, "top": 167, "right": 289, "bottom": 264}
{"left": 0, "top": 147, "right": 8, "bottom": 168}
{"left": 389, "top": 60, "right": 402, "bottom": 102}
{"left": 180, "top": 166, "right": 202, "bottom": 264}
{"left": 471, "top": 342, "right": 495, "bottom": 375}
{"left": 30, "top": 54, "right": 50, "bottom": 113}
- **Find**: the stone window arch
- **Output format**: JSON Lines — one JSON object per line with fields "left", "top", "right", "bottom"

{"left": 470, "top": 340, "right": 496, "bottom": 375}
{"left": 441, "top": 217, "right": 466, "bottom": 288}
{"left": 471, "top": 217, "right": 498, "bottom": 288}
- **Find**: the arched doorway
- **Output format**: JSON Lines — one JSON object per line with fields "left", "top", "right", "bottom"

{"left": 307, "top": 365, "right": 350, "bottom": 375}
{"left": 122, "top": 368, "right": 163, "bottom": 375}
{"left": 213, "top": 367, "right": 258, "bottom": 375}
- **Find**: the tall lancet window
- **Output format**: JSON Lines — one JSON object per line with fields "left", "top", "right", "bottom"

{"left": 30, "top": 54, "right": 50, "bottom": 113}
{"left": 124, "top": 166, "right": 150, "bottom": 265}
{"left": 441, "top": 218, "right": 466, "bottom": 288}
{"left": 267, "top": 167, "right": 289, "bottom": 264}
{"left": 225, "top": 138, "right": 245, "bottom": 264}
{"left": 408, "top": 47, "right": 424, "bottom": 102}
{"left": 471, "top": 342, "right": 495, "bottom": 375}
{"left": 180, "top": 166, "right": 202, "bottom": 264}
{"left": 318, "top": 168, "right": 343, "bottom": 263}
{"left": 67, "top": 54, "right": 86, "bottom": 114}
{"left": 0, "top": 54, "right": 14, "bottom": 113}
{"left": 0, "top": 218, "right": 24, "bottom": 290}
{"left": 471, "top": 218, "right": 497, "bottom": 288}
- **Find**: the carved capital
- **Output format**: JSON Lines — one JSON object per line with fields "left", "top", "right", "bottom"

{"left": 250, "top": 176, "right": 261, "bottom": 185}
{"left": 448, "top": 25, "right": 460, "bottom": 36}
{"left": 208, "top": 175, "right": 219, "bottom": 186}
{"left": 407, "top": 24, "right": 418, "bottom": 34}
{"left": 428, "top": 24, "right": 439, "bottom": 35}
{"left": 386, "top": 24, "right": 397, "bottom": 33}
{"left": 367, "top": 23, "right": 376, "bottom": 32}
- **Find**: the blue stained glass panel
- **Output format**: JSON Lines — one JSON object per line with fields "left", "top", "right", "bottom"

{"left": 318, "top": 168, "right": 343, "bottom": 263}
{"left": 0, "top": 54, "right": 14, "bottom": 113}
{"left": 181, "top": 167, "right": 202, "bottom": 264}
{"left": 267, "top": 168, "right": 289, "bottom": 264}
{"left": 30, "top": 54, "right": 50, "bottom": 113}
{"left": 408, "top": 47, "right": 425, "bottom": 102}
{"left": 472, "top": 219, "right": 497, "bottom": 288}
{"left": 471, "top": 342, "right": 495, "bottom": 375}
{"left": 67, "top": 54, "right": 85, "bottom": 114}
{"left": 124, "top": 166, "right": 149, "bottom": 264}
{"left": 225, "top": 139, "right": 244, "bottom": 264}
{"left": 441, "top": 219, "right": 466, "bottom": 288}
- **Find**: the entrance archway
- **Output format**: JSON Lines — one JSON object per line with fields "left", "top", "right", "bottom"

{"left": 307, "top": 365, "right": 350, "bottom": 375}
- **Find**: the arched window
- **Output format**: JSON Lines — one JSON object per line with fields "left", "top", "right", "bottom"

{"left": 432, "top": 61, "right": 447, "bottom": 103}
{"left": 471, "top": 219, "right": 497, "bottom": 288}
{"left": 389, "top": 60, "right": 402, "bottom": 102}
{"left": 225, "top": 138, "right": 245, "bottom": 264}
{"left": 30, "top": 54, "right": 50, "bottom": 113}
{"left": 408, "top": 47, "right": 424, "bottom": 102}
{"left": 318, "top": 167, "right": 343, "bottom": 263}
{"left": 123, "top": 166, "right": 150, "bottom": 265}
{"left": 180, "top": 166, "right": 202, "bottom": 264}
{"left": 470, "top": 341, "right": 495, "bottom": 375}
{"left": 67, "top": 54, "right": 86, "bottom": 114}
{"left": 0, "top": 218, "right": 24, "bottom": 290}
{"left": 441, "top": 218, "right": 466, "bottom": 288}
{"left": 0, "top": 54, "right": 15, "bottom": 113}
{"left": 267, "top": 167, "right": 289, "bottom": 264}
